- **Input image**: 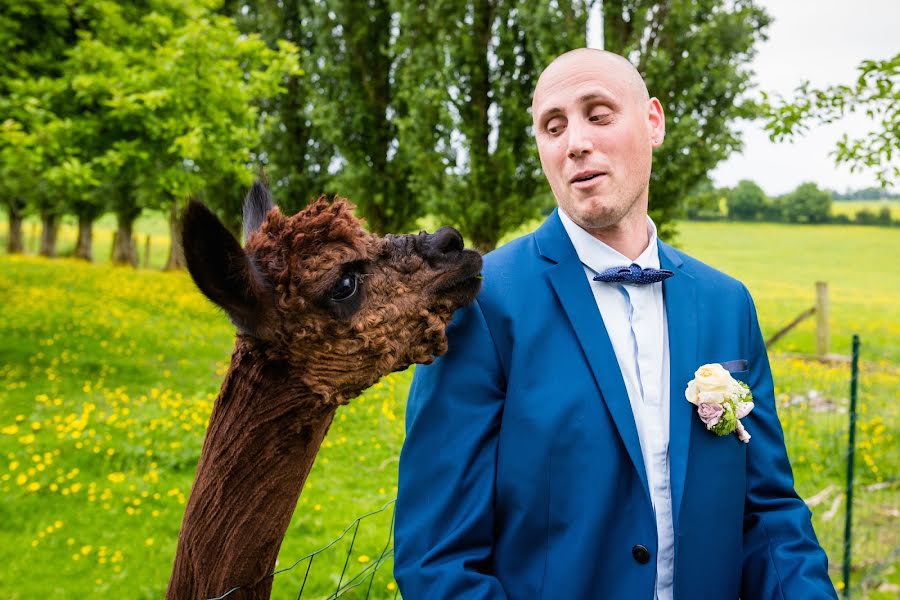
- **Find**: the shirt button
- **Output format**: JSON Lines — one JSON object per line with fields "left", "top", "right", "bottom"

{"left": 632, "top": 544, "right": 651, "bottom": 564}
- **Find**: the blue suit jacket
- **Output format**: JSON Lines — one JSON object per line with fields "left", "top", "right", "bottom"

{"left": 395, "top": 211, "right": 835, "bottom": 599}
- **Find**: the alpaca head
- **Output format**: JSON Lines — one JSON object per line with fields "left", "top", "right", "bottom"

{"left": 182, "top": 181, "right": 482, "bottom": 402}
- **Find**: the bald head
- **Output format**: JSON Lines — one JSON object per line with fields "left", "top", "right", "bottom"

{"left": 529, "top": 47, "right": 665, "bottom": 248}
{"left": 532, "top": 49, "right": 650, "bottom": 118}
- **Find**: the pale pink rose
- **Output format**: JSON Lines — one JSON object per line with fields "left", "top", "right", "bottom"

{"left": 697, "top": 402, "right": 724, "bottom": 428}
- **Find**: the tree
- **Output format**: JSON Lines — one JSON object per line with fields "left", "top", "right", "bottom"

{"left": 681, "top": 177, "right": 725, "bottom": 219}
{"left": 308, "top": 0, "right": 420, "bottom": 234}
{"left": 116, "top": 14, "right": 300, "bottom": 269}
{"left": 782, "top": 182, "right": 831, "bottom": 224}
{"left": 398, "top": 0, "right": 591, "bottom": 252}
{"left": 397, "top": 0, "right": 769, "bottom": 250}
{"left": 603, "top": 0, "right": 771, "bottom": 240}
{"left": 0, "top": 120, "right": 37, "bottom": 253}
{"left": 727, "top": 179, "right": 767, "bottom": 221}
{"left": 760, "top": 196, "right": 783, "bottom": 222}
{"left": 224, "top": 0, "right": 337, "bottom": 216}
{"left": 23, "top": 2, "right": 300, "bottom": 266}
{"left": 0, "top": 0, "right": 86, "bottom": 254}
{"left": 764, "top": 53, "right": 899, "bottom": 188}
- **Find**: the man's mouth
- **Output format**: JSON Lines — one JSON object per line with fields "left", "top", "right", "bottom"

{"left": 570, "top": 171, "right": 607, "bottom": 185}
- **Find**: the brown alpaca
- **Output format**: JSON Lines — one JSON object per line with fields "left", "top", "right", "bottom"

{"left": 167, "top": 181, "right": 482, "bottom": 599}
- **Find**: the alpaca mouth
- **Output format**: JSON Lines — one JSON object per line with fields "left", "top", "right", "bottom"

{"left": 432, "top": 251, "right": 483, "bottom": 306}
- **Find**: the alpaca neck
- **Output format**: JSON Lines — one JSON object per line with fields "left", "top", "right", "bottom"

{"left": 168, "top": 340, "right": 335, "bottom": 599}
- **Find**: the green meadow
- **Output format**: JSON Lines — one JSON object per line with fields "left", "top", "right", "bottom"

{"left": 831, "top": 200, "right": 900, "bottom": 221}
{"left": 1, "top": 217, "right": 897, "bottom": 598}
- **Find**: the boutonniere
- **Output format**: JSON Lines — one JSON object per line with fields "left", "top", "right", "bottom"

{"left": 685, "top": 364, "right": 754, "bottom": 443}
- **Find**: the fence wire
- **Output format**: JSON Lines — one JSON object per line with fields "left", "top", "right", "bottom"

{"left": 774, "top": 344, "right": 898, "bottom": 597}
{"left": 208, "top": 499, "right": 400, "bottom": 600}
{"left": 207, "top": 342, "right": 896, "bottom": 599}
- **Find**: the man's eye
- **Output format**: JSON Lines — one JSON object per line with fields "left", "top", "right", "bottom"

{"left": 546, "top": 119, "right": 565, "bottom": 135}
{"left": 589, "top": 113, "right": 611, "bottom": 123}
{"left": 330, "top": 273, "right": 358, "bottom": 302}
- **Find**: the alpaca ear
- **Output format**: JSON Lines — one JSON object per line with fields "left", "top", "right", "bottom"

{"left": 243, "top": 179, "right": 274, "bottom": 242}
{"left": 182, "top": 201, "right": 275, "bottom": 339}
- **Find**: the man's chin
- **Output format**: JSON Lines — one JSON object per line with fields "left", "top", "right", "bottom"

{"left": 568, "top": 202, "right": 622, "bottom": 231}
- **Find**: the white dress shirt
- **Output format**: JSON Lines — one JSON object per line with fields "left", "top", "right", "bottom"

{"left": 558, "top": 208, "right": 675, "bottom": 600}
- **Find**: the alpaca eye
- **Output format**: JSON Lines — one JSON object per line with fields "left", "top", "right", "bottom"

{"left": 330, "top": 273, "right": 358, "bottom": 302}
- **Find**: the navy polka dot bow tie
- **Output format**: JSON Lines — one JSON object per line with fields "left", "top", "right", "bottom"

{"left": 593, "top": 263, "right": 674, "bottom": 285}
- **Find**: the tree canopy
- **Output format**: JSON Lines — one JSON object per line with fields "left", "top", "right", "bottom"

{"left": 727, "top": 180, "right": 767, "bottom": 221}
{"left": 764, "top": 53, "right": 899, "bottom": 189}
{"left": 2, "top": 0, "right": 776, "bottom": 260}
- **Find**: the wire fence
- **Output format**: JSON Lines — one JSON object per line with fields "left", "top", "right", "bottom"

{"left": 209, "top": 500, "right": 400, "bottom": 600}
{"left": 235, "top": 337, "right": 896, "bottom": 599}
{"left": 774, "top": 338, "right": 899, "bottom": 597}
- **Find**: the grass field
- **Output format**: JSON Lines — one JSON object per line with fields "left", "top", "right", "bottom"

{"left": 1, "top": 217, "right": 898, "bottom": 598}
{"left": 832, "top": 200, "right": 900, "bottom": 220}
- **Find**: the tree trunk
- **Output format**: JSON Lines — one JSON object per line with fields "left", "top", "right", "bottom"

{"left": 73, "top": 214, "right": 94, "bottom": 261}
{"left": 164, "top": 200, "right": 186, "bottom": 271}
{"left": 6, "top": 199, "right": 25, "bottom": 253}
{"left": 39, "top": 212, "right": 58, "bottom": 257}
{"left": 112, "top": 213, "right": 139, "bottom": 266}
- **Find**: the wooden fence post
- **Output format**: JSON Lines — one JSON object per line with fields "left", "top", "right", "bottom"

{"left": 816, "top": 281, "right": 829, "bottom": 358}
{"left": 144, "top": 235, "right": 151, "bottom": 269}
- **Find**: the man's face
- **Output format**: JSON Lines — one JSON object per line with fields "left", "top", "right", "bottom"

{"left": 532, "top": 52, "right": 664, "bottom": 231}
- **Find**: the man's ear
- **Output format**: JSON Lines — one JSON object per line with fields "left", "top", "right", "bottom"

{"left": 182, "top": 201, "right": 276, "bottom": 339}
{"left": 648, "top": 97, "right": 665, "bottom": 148}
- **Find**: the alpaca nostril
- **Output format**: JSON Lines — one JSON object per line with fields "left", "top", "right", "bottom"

{"left": 427, "top": 227, "right": 464, "bottom": 257}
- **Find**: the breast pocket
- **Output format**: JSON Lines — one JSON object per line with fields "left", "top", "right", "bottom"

{"left": 729, "top": 369, "right": 750, "bottom": 385}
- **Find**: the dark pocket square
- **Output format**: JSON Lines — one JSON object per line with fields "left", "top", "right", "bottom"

{"left": 719, "top": 359, "right": 748, "bottom": 373}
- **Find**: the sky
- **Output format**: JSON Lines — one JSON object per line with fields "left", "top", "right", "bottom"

{"left": 588, "top": 0, "right": 899, "bottom": 196}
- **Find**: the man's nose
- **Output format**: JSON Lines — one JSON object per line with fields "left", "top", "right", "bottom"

{"left": 566, "top": 120, "right": 593, "bottom": 158}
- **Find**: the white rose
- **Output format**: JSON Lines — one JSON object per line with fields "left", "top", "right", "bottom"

{"left": 684, "top": 380, "right": 699, "bottom": 405}
{"left": 699, "top": 390, "right": 726, "bottom": 405}
{"left": 694, "top": 363, "right": 733, "bottom": 392}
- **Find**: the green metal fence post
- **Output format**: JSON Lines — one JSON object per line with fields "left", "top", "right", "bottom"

{"left": 842, "top": 334, "right": 860, "bottom": 599}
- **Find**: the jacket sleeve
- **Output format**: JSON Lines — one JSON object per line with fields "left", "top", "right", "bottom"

{"left": 740, "top": 285, "right": 837, "bottom": 599}
{"left": 394, "top": 297, "right": 509, "bottom": 599}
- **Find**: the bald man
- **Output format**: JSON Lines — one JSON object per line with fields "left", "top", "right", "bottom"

{"left": 395, "top": 49, "right": 835, "bottom": 600}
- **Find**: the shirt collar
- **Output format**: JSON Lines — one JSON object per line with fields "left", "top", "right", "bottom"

{"left": 557, "top": 207, "right": 660, "bottom": 274}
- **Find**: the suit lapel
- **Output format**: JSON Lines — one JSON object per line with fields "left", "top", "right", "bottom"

{"left": 659, "top": 242, "right": 698, "bottom": 531}
{"left": 536, "top": 211, "right": 650, "bottom": 499}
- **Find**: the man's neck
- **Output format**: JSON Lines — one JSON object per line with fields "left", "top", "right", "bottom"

{"left": 581, "top": 213, "right": 650, "bottom": 261}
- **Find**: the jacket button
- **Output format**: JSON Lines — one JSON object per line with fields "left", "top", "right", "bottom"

{"left": 632, "top": 544, "right": 651, "bottom": 564}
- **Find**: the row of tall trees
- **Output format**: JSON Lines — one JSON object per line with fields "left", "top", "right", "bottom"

{"left": 727, "top": 180, "right": 832, "bottom": 223}
{"left": 685, "top": 179, "right": 896, "bottom": 226}
{"left": 2, "top": 0, "right": 772, "bottom": 262}
{"left": 0, "top": 1, "right": 299, "bottom": 267}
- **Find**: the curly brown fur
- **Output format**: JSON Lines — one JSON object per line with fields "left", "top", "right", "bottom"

{"left": 168, "top": 184, "right": 481, "bottom": 599}
{"left": 241, "top": 196, "right": 476, "bottom": 403}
